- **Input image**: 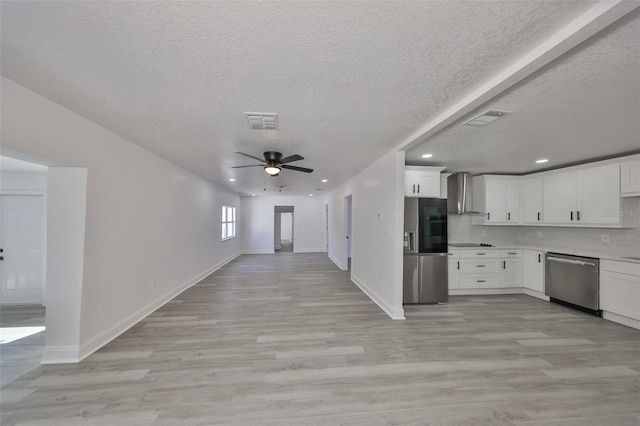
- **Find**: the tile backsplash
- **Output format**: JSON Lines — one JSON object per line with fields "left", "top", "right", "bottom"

{"left": 448, "top": 213, "right": 639, "bottom": 256}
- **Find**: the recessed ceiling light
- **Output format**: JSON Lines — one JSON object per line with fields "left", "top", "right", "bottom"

{"left": 251, "top": 194, "right": 255, "bottom": 197}
{"left": 229, "top": 178, "right": 236, "bottom": 182}
{"left": 321, "top": 179, "right": 328, "bottom": 183}
{"left": 309, "top": 194, "right": 314, "bottom": 196}
{"left": 421, "top": 154, "right": 433, "bottom": 158}
{"left": 535, "top": 159, "right": 549, "bottom": 164}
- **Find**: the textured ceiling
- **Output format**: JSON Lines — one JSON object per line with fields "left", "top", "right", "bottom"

{"left": 2, "top": 1, "right": 633, "bottom": 195}
{"left": 406, "top": 8, "right": 640, "bottom": 174}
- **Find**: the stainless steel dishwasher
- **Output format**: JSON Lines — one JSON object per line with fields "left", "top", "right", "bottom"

{"left": 545, "top": 252, "right": 601, "bottom": 316}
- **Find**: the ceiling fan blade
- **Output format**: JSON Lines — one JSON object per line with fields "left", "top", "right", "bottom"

{"left": 280, "top": 154, "right": 304, "bottom": 164}
{"left": 231, "top": 164, "right": 263, "bottom": 168}
{"left": 235, "top": 152, "right": 266, "bottom": 163}
{"left": 281, "top": 164, "right": 313, "bottom": 173}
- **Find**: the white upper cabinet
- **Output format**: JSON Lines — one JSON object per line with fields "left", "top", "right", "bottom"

{"left": 621, "top": 160, "right": 640, "bottom": 197}
{"left": 543, "top": 170, "right": 578, "bottom": 224}
{"left": 469, "top": 156, "right": 637, "bottom": 228}
{"left": 521, "top": 176, "right": 543, "bottom": 224}
{"left": 576, "top": 164, "right": 621, "bottom": 225}
{"left": 472, "top": 176, "right": 521, "bottom": 224}
{"left": 543, "top": 164, "right": 627, "bottom": 227}
{"left": 404, "top": 166, "right": 445, "bottom": 198}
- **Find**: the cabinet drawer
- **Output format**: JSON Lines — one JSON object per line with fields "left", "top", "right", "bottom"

{"left": 447, "top": 249, "right": 460, "bottom": 259}
{"left": 460, "top": 260, "right": 499, "bottom": 272}
{"left": 601, "top": 260, "right": 640, "bottom": 276}
{"left": 460, "top": 274, "right": 500, "bottom": 289}
{"left": 459, "top": 250, "right": 499, "bottom": 259}
{"left": 500, "top": 249, "right": 523, "bottom": 258}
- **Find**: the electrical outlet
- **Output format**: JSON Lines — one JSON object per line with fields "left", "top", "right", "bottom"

{"left": 481, "top": 230, "right": 487, "bottom": 237}
{"left": 602, "top": 234, "right": 610, "bottom": 243}
{"left": 537, "top": 231, "right": 543, "bottom": 238}
{"left": 151, "top": 278, "right": 156, "bottom": 288}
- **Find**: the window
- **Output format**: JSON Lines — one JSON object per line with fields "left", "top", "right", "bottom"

{"left": 222, "top": 206, "right": 236, "bottom": 240}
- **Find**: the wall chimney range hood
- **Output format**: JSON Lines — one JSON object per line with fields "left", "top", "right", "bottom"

{"left": 447, "top": 173, "right": 479, "bottom": 215}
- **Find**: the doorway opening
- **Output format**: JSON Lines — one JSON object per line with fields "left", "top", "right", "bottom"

{"left": 0, "top": 156, "right": 48, "bottom": 387}
{"left": 274, "top": 206, "right": 294, "bottom": 253}
{"left": 345, "top": 195, "right": 352, "bottom": 271}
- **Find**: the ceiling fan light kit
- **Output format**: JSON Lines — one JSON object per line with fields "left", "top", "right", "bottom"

{"left": 264, "top": 164, "right": 281, "bottom": 176}
{"left": 232, "top": 151, "right": 313, "bottom": 176}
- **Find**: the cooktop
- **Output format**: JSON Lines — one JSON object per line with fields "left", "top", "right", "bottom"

{"left": 449, "top": 243, "right": 494, "bottom": 247}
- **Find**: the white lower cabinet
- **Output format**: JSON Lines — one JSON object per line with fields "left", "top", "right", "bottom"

{"left": 450, "top": 248, "right": 523, "bottom": 291}
{"left": 460, "top": 273, "right": 499, "bottom": 289}
{"left": 524, "top": 250, "right": 545, "bottom": 293}
{"left": 600, "top": 260, "right": 640, "bottom": 329}
{"left": 448, "top": 258, "right": 460, "bottom": 290}
{"left": 500, "top": 250, "right": 523, "bottom": 287}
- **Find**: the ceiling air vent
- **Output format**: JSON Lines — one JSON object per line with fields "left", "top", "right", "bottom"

{"left": 463, "top": 110, "right": 512, "bottom": 127}
{"left": 245, "top": 113, "right": 278, "bottom": 130}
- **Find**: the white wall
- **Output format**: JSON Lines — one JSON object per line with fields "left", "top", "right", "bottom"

{"left": 1, "top": 77, "right": 241, "bottom": 362}
{"left": 242, "top": 195, "right": 324, "bottom": 254}
{"left": 325, "top": 151, "right": 405, "bottom": 319}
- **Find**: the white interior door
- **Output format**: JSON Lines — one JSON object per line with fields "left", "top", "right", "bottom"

{"left": 280, "top": 212, "right": 293, "bottom": 242}
{"left": 0, "top": 195, "right": 44, "bottom": 305}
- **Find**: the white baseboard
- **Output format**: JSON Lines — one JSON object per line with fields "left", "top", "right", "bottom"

{"left": 351, "top": 274, "right": 405, "bottom": 320}
{"left": 293, "top": 248, "right": 326, "bottom": 253}
{"left": 242, "top": 250, "right": 275, "bottom": 254}
{"left": 603, "top": 311, "right": 640, "bottom": 330}
{"left": 523, "top": 288, "right": 550, "bottom": 301}
{"left": 73, "top": 252, "right": 241, "bottom": 363}
{"left": 42, "top": 346, "right": 81, "bottom": 364}
{"left": 328, "top": 253, "right": 346, "bottom": 271}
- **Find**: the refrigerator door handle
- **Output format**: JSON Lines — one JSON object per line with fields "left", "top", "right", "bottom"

{"left": 407, "top": 232, "right": 416, "bottom": 252}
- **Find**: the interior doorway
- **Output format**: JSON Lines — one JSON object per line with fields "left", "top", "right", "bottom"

{"left": 0, "top": 156, "right": 48, "bottom": 386}
{"left": 345, "top": 195, "right": 352, "bottom": 271}
{"left": 1, "top": 195, "right": 45, "bottom": 305}
{"left": 274, "top": 206, "right": 294, "bottom": 253}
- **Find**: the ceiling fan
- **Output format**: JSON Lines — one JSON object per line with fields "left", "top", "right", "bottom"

{"left": 232, "top": 151, "right": 313, "bottom": 176}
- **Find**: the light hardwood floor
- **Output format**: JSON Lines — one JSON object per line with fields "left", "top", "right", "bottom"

{"left": 0, "top": 305, "right": 45, "bottom": 388}
{"left": 1, "top": 253, "right": 639, "bottom": 425}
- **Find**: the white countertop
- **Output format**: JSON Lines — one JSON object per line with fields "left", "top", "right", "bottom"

{"left": 448, "top": 243, "right": 640, "bottom": 265}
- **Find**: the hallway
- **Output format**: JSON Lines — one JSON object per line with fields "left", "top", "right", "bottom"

{"left": 1, "top": 253, "right": 639, "bottom": 425}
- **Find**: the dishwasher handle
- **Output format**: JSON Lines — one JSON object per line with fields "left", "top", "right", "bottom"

{"left": 547, "top": 256, "right": 596, "bottom": 267}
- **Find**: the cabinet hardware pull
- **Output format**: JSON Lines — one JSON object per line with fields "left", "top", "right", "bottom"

{"left": 538, "top": 253, "right": 541, "bottom": 263}
{"left": 537, "top": 212, "right": 541, "bottom": 221}
{"left": 508, "top": 252, "right": 517, "bottom": 255}
{"left": 487, "top": 212, "right": 490, "bottom": 221}
{"left": 503, "top": 261, "right": 506, "bottom": 269}
{"left": 417, "top": 184, "right": 420, "bottom": 193}
{"left": 412, "top": 184, "right": 415, "bottom": 193}
{"left": 457, "top": 261, "right": 460, "bottom": 270}
{"left": 508, "top": 212, "right": 511, "bottom": 221}
{"left": 570, "top": 211, "right": 573, "bottom": 221}
{"left": 477, "top": 280, "right": 486, "bottom": 283}
{"left": 477, "top": 253, "right": 485, "bottom": 255}
{"left": 577, "top": 211, "right": 580, "bottom": 221}
{"left": 477, "top": 265, "right": 486, "bottom": 268}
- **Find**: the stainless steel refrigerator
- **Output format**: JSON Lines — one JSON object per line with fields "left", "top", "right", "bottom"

{"left": 403, "top": 198, "right": 448, "bottom": 304}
